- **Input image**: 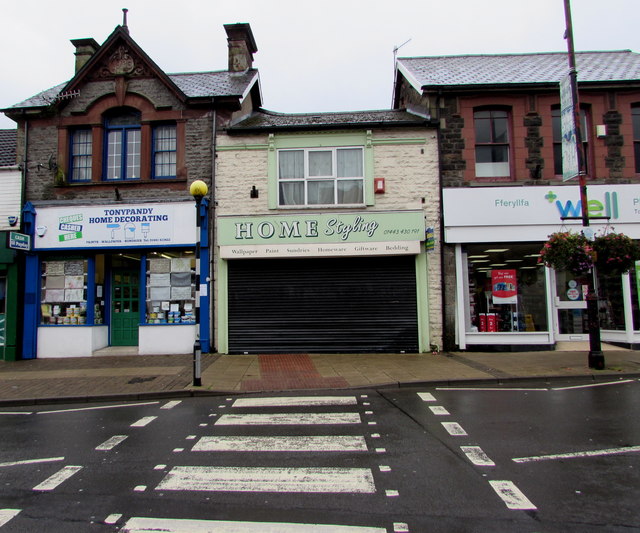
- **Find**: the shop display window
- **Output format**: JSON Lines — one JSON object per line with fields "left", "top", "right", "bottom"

{"left": 465, "top": 243, "right": 548, "bottom": 333}
{"left": 40, "top": 260, "right": 88, "bottom": 325}
{"left": 599, "top": 264, "right": 640, "bottom": 331}
{"left": 145, "top": 252, "right": 196, "bottom": 324}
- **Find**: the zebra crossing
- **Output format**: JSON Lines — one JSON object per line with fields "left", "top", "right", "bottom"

{"left": 118, "top": 394, "right": 406, "bottom": 532}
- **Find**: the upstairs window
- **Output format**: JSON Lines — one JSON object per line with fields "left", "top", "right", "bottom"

{"left": 474, "top": 109, "right": 510, "bottom": 178}
{"left": 552, "top": 106, "right": 591, "bottom": 176}
{"left": 104, "top": 108, "right": 141, "bottom": 180}
{"left": 69, "top": 129, "right": 92, "bottom": 182}
{"left": 278, "top": 147, "right": 364, "bottom": 206}
{"left": 152, "top": 125, "right": 177, "bottom": 179}
{"left": 633, "top": 106, "right": 640, "bottom": 173}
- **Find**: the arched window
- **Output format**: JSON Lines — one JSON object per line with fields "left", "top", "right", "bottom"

{"left": 474, "top": 109, "right": 510, "bottom": 178}
{"left": 104, "top": 108, "right": 141, "bottom": 180}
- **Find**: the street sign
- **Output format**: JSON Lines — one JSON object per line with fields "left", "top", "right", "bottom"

{"left": 560, "top": 73, "right": 580, "bottom": 182}
{"left": 8, "top": 231, "right": 30, "bottom": 251}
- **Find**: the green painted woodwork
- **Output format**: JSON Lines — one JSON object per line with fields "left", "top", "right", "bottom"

{"left": 110, "top": 268, "right": 139, "bottom": 346}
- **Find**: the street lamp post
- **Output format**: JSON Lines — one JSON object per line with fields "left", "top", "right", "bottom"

{"left": 190, "top": 179, "right": 209, "bottom": 386}
{"left": 563, "top": 0, "right": 605, "bottom": 370}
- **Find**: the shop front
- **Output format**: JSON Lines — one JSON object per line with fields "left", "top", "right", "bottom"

{"left": 21, "top": 200, "right": 209, "bottom": 358}
{"left": 216, "top": 211, "right": 432, "bottom": 354}
{"left": 444, "top": 185, "right": 640, "bottom": 350}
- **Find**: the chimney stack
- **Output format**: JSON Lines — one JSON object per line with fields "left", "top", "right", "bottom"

{"left": 224, "top": 23, "right": 258, "bottom": 73}
{"left": 71, "top": 38, "right": 100, "bottom": 73}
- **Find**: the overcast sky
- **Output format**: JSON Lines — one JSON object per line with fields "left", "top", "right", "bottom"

{"left": 1, "top": 0, "right": 638, "bottom": 129}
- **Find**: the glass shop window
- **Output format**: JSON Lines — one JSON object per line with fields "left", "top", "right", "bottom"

{"left": 146, "top": 251, "right": 196, "bottom": 324}
{"left": 40, "top": 260, "right": 88, "bottom": 325}
{"left": 465, "top": 243, "right": 548, "bottom": 332}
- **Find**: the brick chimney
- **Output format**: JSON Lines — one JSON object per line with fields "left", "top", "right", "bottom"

{"left": 224, "top": 23, "right": 258, "bottom": 73}
{"left": 71, "top": 38, "right": 100, "bottom": 73}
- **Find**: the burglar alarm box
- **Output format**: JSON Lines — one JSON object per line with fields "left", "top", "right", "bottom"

{"left": 374, "top": 177, "right": 385, "bottom": 194}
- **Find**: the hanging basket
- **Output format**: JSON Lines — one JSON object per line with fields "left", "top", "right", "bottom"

{"left": 539, "top": 231, "right": 595, "bottom": 275}
{"left": 593, "top": 232, "right": 640, "bottom": 275}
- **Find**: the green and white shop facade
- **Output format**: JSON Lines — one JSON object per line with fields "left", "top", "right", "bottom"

{"left": 444, "top": 184, "right": 640, "bottom": 350}
{"left": 216, "top": 210, "right": 435, "bottom": 354}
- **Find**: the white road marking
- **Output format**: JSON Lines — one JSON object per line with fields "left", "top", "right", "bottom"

{"left": 154, "top": 464, "right": 166, "bottom": 470}
{"left": 215, "top": 413, "right": 361, "bottom": 426}
{"left": 173, "top": 448, "right": 185, "bottom": 453}
{"left": 33, "top": 465, "right": 82, "bottom": 491}
{"left": 417, "top": 392, "right": 436, "bottom": 402}
{"left": 489, "top": 480, "right": 537, "bottom": 510}
{"left": 513, "top": 445, "right": 640, "bottom": 463}
{"left": 0, "top": 509, "right": 21, "bottom": 527}
{"left": 393, "top": 523, "right": 409, "bottom": 533}
{"left": 385, "top": 489, "right": 399, "bottom": 497}
{"left": 441, "top": 422, "right": 468, "bottom": 436}
{"left": 131, "top": 416, "right": 157, "bottom": 427}
{"left": 96, "top": 435, "right": 128, "bottom": 451}
{"left": 37, "top": 401, "right": 159, "bottom": 414}
{"left": 161, "top": 400, "right": 182, "bottom": 410}
{"left": 552, "top": 379, "right": 634, "bottom": 391}
{"left": 104, "top": 513, "right": 122, "bottom": 525}
{"left": 0, "top": 411, "right": 33, "bottom": 416}
{"left": 232, "top": 396, "right": 357, "bottom": 408}
{"left": 429, "top": 406, "right": 450, "bottom": 416}
{"left": 133, "top": 485, "right": 147, "bottom": 492}
{"left": 155, "top": 466, "right": 376, "bottom": 493}
{"left": 0, "top": 456, "right": 64, "bottom": 468}
{"left": 461, "top": 446, "right": 495, "bottom": 466}
{"left": 186, "top": 435, "right": 197, "bottom": 440}
{"left": 379, "top": 465, "right": 391, "bottom": 472}
{"left": 370, "top": 433, "right": 380, "bottom": 438}
{"left": 192, "top": 435, "right": 368, "bottom": 452}
{"left": 436, "top": 387, "right": 548, "bottom": 392}
{"left": 119, "top": 517, "right": 386, "bottom": 532}
{"left": 375, "top": 448, "right": 386, "bottom": 453}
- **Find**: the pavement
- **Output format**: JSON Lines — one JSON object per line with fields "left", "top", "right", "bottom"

{"left": 1, "top": 342, "right": 639, "bottom": 406}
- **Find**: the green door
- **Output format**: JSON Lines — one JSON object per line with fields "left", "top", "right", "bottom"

{"left": 111, "top": 268, "right": 140, "bottom": 346}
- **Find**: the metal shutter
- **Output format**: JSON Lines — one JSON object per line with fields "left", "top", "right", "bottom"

{"left": 227, "top": 256, "right": 418, "bottom": 354}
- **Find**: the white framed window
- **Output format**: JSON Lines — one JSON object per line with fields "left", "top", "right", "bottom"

{"left": 474, "top": 109, "right": 510, "bottom": 178}
{"left": 69, "top": 129, "right": 92, "bottom": 182}
{"left": 278, "top": 147, "right": 365, "bottom": 206}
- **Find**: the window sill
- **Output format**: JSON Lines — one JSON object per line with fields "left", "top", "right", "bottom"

{"left": 276, "top": 204, "right": 367, "bottom": 210}
{"left": 57, "top": 178, "right": 187, "bottom": 188}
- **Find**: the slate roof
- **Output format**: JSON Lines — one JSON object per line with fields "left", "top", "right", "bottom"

{"left": 5, "top": 70, "right": 259, "bottom": 111}
{"left": 0, "top": 129, "right": 17, "bottom": 167}
{"left": 228, "top": 108, "right": 431, "bottom": 132}
{"left": 397, "top": 50, "right": 640, "bottom": 90}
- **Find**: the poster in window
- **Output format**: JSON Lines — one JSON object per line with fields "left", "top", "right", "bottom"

{"left": 492, "top": 269, "right": 517, "bottom": 304}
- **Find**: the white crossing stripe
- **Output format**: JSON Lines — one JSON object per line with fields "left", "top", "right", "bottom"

{"left": 192, "top": 436, "right": 368, "bottom": 453}
{"left": 161, "top": 400, "right": 182, "bottom": 409}
{"left": 96, "top": 435, "right": 128, "bottom": 451}
{"left": 0, "top": 456, "right": 64, "bottom": 468}
{"left": 0, "top": 509, "right": 21, "bottom": 527}
{"left": 131, "top": 416, "right": 157, "bottom": 427}
{"left": 441, "top": 422, "right": 467, "bottom": 436}
{"left": 0, "top": 411, "right": 32, "bottom": 416}
{"left": 119, "top": 517, "right": 386, "bottom": 532}
{"left": 513, "top": 445, "right": 640, "bottom": 463}
{"left": 461, "top": 446, "right": 495, "bottom": 466}
{"left": 33, "top": 465, "right": 82, "bottom": 491}
{"left": 232, "top": 396, "right": 358, "bottom": 408}
{"left": 215, "top": 413, "right": 361, "bottom": 426}
{"left": 104, "top": 513, "right": 122, "bottom": 525}
{"left": 489, "top": 480, "right": 537, "bottom": 510}
{"left": 417, "top": 392, "right": 436, "bottom": 402}
{"left": 436, "top": 387, "right": 548, "bottom": 392}
{"left": 155, "top": 466, "right": 376, "bottom": 493}
{"left": 429, "top": 406, "right": 450, "bottom": 416}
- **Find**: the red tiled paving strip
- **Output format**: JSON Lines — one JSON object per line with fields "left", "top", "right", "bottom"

{"left": 241, "top": 354, "right": 349, "bottom": 391}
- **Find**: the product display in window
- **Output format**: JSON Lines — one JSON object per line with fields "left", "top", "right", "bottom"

{"left": 146, "top": 256, "right": 195, "bottom": 324}
{"left": 40, "top": 260, "right": 88, "bottom": 324}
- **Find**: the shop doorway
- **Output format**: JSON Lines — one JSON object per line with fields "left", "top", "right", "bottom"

{"left": 111, "top": 268, "right": 140, "bottom": 346}
{"left": 552, "top": 269, "right": 589, "bottom": 341}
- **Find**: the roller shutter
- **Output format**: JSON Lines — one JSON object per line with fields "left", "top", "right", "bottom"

{"left": 227, "top": 256, "right": 418, "bottom": 354}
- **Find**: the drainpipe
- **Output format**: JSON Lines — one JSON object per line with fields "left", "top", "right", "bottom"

{"left": 210, "top": 105, "right": 217, "bottom": 352}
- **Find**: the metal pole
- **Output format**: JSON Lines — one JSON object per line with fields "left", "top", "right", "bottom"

{"left": 563, "top": 0, "right": 604, "bottom": 369}
{"left": 193, "top": 196, "right": 202, "bottom": 386}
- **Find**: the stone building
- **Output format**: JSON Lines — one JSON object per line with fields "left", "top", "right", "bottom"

{"left": 2, "top": 21, "right": 260, "bottom": 358}
{"left": 214, "top": 109, "right": 442, "bottom": 354}
{"left": 394, "top": 50, "right": 640, "bottom": 351}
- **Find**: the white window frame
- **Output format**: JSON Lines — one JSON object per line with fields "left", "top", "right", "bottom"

{"left": 277, "top": 146, "right": 365, "bottom": 208}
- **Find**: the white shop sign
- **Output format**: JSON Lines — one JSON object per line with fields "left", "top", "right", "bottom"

{"left": 444, "top": 184, "right": 640, "bottom": 242}
{"left": 33, "top": 202, "right": 196, "bottom": 250}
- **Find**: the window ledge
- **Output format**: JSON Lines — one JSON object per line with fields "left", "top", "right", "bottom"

{"left": 57, "top": 178, "right": 187, "bottom": 188}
